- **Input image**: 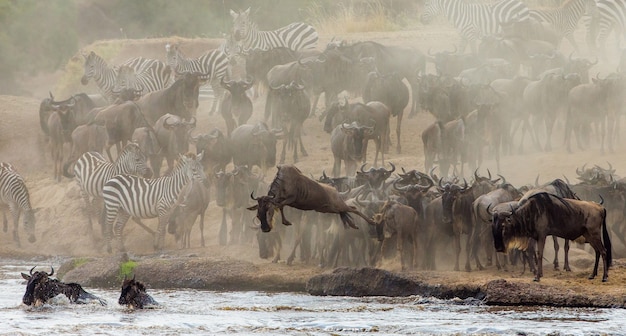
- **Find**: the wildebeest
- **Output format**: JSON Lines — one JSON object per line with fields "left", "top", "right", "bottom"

{"left": 135, "top": 72, "right": 203, "bottom": 126}
{"left": 220, "top": 77, "right": 253, "bottom": 136}
{"left": 330, "top": 122, "right": 373, "bottom": 177}
{"left": 192, "top": 128, "right": 231, "bottom": 175}
{"left": 492, "top": 192, "right": 612, "bottom": 282}
{"left": 247, "top": 165, "right": 376, "bottom": 232}
{"left": 230, "top": 122, "right": 279, "bottom": 172}
{"left": 47, "top": 96, "right": 77, "bottom": 181}
{"left": 21, "top": 266, "right": 106, "bottom": 306}
{"left": 153, "top": 114, "right": 197, "bottom": 177}
{"left": 372, "top": 200, "right": 421, "bottom": 270}
{"left": 363, "top": 70, "right": 409, "bottom": 154}
{"left": 118, "top": 275, "right": 158, "bottom": 309}
{"left": 266, "top": 81, "right": 310, "bottom": 164}
{"left": 90, "top": 100, "right": 147, "bottom": 161}
{"left": 167, "top": 179, "right": 209, "bottom": 248}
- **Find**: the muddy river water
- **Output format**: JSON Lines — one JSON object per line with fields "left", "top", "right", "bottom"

{"left": 1, "top": 261, "right": 624, "bottom": 335}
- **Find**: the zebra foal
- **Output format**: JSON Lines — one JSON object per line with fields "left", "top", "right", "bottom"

{"left": 0, "top": 163, "right": 36, "bottom": 246}
{"left": 102, "top": 152, "right": 207, "bottom": 253}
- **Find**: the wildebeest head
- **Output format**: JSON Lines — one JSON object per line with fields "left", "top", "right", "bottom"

{"left": 21, "top": 266, "right": 55, "bottom": 306}
{"left": 248, "top": 192, "right": 276, "bottom": 232}
{"left": 490, "top": 201, "right": 528, "bottom": 254}
{"left": 250, "top": 122, "right": 278, "bottom": 170}
{"left": 119, "top": 275, "right": 155, "bottom": 309}
{"left": 169, "top": 72, "right": 202, "bottom": 120}
{"left": 340, "top": 122, "right": 373, "bottom": 162}
{"left": 221, "top": 76, "right": 254, "bottom": 97}
{"left": 438, "top": 178, "right": 469, "bottom": 224}
{"left": 358, "top": 162, "right": 395, "bottom": 190}
{"left": 163, "top": 115, "right": 196, "bottom": 158}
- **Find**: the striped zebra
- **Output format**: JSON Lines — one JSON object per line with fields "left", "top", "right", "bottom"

{"left": 587, "top": 0, "right": 626, "bottom": 57}
{"left": 421, "top": 0, "right": 530, "bottom": 54}
{"left": 113, "top": 62, "right": 173, "bottom": 96}
{"left": 0, "top": 163, "right": 36, "bottom": 246}
{"left": 165, "top": 43, "right": 229, "bottom": 114}
{"left": 530, "top": 0, "right": 595, "bottom": 52}
{"left": 230, "top": 8, "right": 318, "bottom": 53}
{"left": 81, "top": 51, "right": 170, "bottom": 103}
{"left": 66, "top": 142, "right": 153, "bottom": 235}
{"left": 102, "top": 152, "right": 206, "bottom": 253}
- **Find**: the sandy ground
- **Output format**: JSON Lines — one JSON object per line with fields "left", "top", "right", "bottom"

{"left": 2, "top": 24, "right": 626, "bottom": 296}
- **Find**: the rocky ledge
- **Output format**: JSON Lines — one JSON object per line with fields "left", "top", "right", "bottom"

{"left": 58, "top": 255, "right": 626, "bottom": 308}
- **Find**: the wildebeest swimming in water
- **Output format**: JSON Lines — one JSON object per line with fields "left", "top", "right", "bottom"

{"left": 21, "top": 266, "right": 106, "bottom": 306}
{"left": 118, "top": 275, "right": 159, "bottom": 309}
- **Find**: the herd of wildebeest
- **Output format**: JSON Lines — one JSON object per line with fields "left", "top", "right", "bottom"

{"left": 5, "top": 3, "right": 626, "bottom": 307}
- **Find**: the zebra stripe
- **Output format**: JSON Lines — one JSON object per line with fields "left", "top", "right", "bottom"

{"left": 0, "top": 163, "right": 35, "bottom": 246}
{"left": 102, "top": 153, "right": 206, "bottom": 252}
{"left": 82, "top": 52, "right": 168, "bottom": 102}
{"left": 165, "top": 45, "right": 229, "bottom": 82}
{"left": 114, "top": 60, "right": 173, "bottom": 95}
{"left": 71, "top": 143, "right": 152, "bottom": 233}
{"left": 529, "top": 0, "right": 592, "bottom": 49}
{"left": 231, "top": 8, "right": 318, "bottom": 53}
{"left": 589, "top": 0, "right": 626, "bottom": 54}
{"left": 421, "top": 0, "right": 530, "bottom": 53}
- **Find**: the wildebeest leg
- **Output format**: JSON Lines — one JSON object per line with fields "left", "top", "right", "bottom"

{"left": 563, "top": 239, "right": 571, "bottom": 272}
{"left": 453, "top": 232, "right": 461, "bottom": 271}
{"left": 131, "top": 217, "right": 156, "bottom": 236}
{"left": 544, "top": 114, "right": 556, "bottom": 151}
{"left": 286, "top": 226, "right": 302, "bottom": 266}
{"left": 280, "top": 138, "right": 287, "bottom": 164}
{"left": 219, "top": 208, "right": 229, "bottom": 246}
{"left": 277, "top": 207, "right": 294, "bottom": 226}
{"left": 396, "top": 112, "right": 402, "bottom": 154}
{"left": 534, "top": 236, "right": 547, "bottom": 281}
{"left": 199, "top": 209, "right": 206, "bottom": 248}
{"left": 552, "top": 236, "right": 560, "bottom": 270}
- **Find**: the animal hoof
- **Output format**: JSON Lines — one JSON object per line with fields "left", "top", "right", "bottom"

{"left": 602, "top": 277, "right": 608, "bottom": 282}
{"left": 533, "top": 277, "right": 540, "bottom": 282}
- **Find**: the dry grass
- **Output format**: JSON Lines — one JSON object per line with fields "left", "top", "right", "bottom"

{"left": 306, "top": 0, "right": 397, "bottom": 35}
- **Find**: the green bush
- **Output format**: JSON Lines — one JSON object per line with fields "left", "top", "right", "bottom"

{"left": 119, "top": 260, "right": 137, "bottom": 280}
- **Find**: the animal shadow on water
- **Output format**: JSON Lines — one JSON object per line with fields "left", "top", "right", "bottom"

{"left": 118, "top": 275, "right": 159, "bottom": 310}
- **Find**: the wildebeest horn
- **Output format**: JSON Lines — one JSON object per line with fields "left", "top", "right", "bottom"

{"left": 598, "top": 194, "right": 604, "bottom": 205}
{"left": 360, "top": 163, "right": 368, "bottom": 173}
{"left": 401, "top": 167, "right": 407, "bottom": 174}
{"left": 607, "top": 161, "right": 613, "bottom": 172}
{"left": 429, "top": 166, "right": 439, "bottom": 183}
{"left": 487, "top": 203, "right": 493, "bottom": 215}
{"left": 322, "top": 170, "right": 328, "bottom": 179}
{"left": 535, "top": 174, "right": 540, "bottom": 187}
{"left": 497, "top": 174, "right": 506, "bottom": 185}
{"left": 48, "top": 267, "right": 54, "bottom": 277}
{"left": 386, "top": 162, "right": 395, "bottom": 173}
{"left": 250, "top": 191, "right": 259, "bottom": 201}
{"left": 563, "top": 175, "right": 571, "bottom": 184}
{"left": 487, "top": 169, "right": 493, "bottom": 181}
{"left": 474, "top": 168, "right": 480, "bottom": 181}
{"left": 393, "top": 179, "right": 409, "bottom": 192}
{"left": 29, "top": 266, "right": 36, "bottom": 275}
{"left": 49, "top": 92, "right": 54, "bottom": 100}
{"left": 438, "top": 177, "right": 444, "bottom": 189}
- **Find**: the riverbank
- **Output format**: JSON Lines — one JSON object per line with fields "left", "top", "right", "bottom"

{"left": 48, "top": 250, "right": 626, "bottom": 308}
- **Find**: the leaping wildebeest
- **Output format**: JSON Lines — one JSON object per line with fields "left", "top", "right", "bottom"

{"left": 247, "top": 165, "right": 376, "bottom": 232}
{"left": 492, "top": 192, "right": 612, "bottom": 282}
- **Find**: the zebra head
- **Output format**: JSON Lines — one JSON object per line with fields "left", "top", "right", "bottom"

{"left": 119, "top": 142, "right": 153, "bottom": 178}
{"left": 81, "top": 51, "right": 102, "bottom": 85}
{"left": 165, "top": 43, "right": 181, "bottom": 70}
{"left": 230, "top": 7, "right": 251, "bottom": 42}
{"left": 181, "top": 152, "right": 208, "bottom": 187}
{"left": 421, "top": 0, "right": 444, "bottom": 25}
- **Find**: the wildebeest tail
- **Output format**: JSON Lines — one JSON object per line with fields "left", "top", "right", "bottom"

{"left": 602, "top": 208, "right": 612, "bottom": 267}
{"left": 339, "top": 212, "right": 356, "bottom": 229}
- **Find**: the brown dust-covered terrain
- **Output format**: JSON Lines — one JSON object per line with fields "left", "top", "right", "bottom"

{"left": 2, "top": 25, "right": 626, "bottom": 305}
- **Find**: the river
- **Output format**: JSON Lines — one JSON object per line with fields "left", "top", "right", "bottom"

{"left": 1, "top": 261, "right": 625, "bottom": 335}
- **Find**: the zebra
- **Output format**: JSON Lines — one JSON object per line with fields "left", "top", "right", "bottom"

{"left": 587, "top": 0, "right": 626, "bottom": 57}
{"left": 529, "top": 0, "right": 595, "bottom": 52}
{"left": 0, "top": 163, "right": 36, "bottom": 247}
{"left": 165, "top": 43, "right": 229, "bottom": 115}
{"left": 113, "top": 61, "right": 173, "bottom": 96}
{"left": 81, "top": 51, "right": 169, "bottom": 103}
{"left": 102, "top": 152, "right": 207, "bottom": 253}
{"left": 230, "top": 7, "right": 318, "bottom": 53}
{"left": 65, "top": 142, "right": 153, "bottom": 235}
{"left": 420, "top": 0, "right": 530, "bottom": 54}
